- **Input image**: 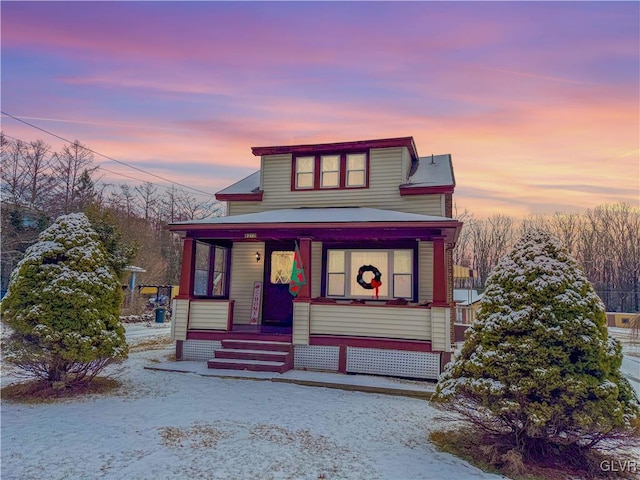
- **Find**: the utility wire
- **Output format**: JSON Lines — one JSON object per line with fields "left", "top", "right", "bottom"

{"left": 1, "top": 111, "right": 216, "bottom": 198}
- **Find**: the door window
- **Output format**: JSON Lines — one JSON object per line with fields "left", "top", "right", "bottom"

{"left": 270, "top": 251, "right": 294, "bottom": 284}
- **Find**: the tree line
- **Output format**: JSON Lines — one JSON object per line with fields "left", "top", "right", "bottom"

{"left": 0, "top": 133, "right": 222, "bottom": 299}
{"left": 453, "top": 203, "right": 640, "bottom": 312}
{"left": 2, "top": 133, "right": 638, "bottom": 312}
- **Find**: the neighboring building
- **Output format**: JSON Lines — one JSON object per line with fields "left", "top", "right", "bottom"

{"left": 606, "top": 312, "right": 639, "bottom": 328}
{"left": 168, "top": 136, "right": 462, "bottom": 379}
{"left": 453, "top": 288, "right": 483, "bottom": 325}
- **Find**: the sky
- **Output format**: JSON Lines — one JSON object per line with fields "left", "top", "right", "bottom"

{"left": 2, "top": 1, "right": 638, "bottom": 218}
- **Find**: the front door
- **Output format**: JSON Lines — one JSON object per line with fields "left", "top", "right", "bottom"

{"left": 262, "top": 241, "right": 295, "bottom": 326}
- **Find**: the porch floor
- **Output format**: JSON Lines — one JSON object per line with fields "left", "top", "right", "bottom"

{"left": 231, "top": 324, "right": 292, "bottom": 335}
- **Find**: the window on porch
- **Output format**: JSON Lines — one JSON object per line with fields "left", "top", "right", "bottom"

{"left": 326, "top": 249, "right": 413, "bottom": 300}
{"left": 194, "top": 242, "right": 229, "bottom": 297}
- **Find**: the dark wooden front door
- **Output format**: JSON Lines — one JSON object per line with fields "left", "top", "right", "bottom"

{"left": 262, "top": 241, "right": 295, "bottom": 326}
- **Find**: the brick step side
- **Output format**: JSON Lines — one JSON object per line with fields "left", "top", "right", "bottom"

{"left": 207, "top": 358, "right": 289, "bottom": 373}
{"left": 221, "top": 339, "right": 292, "bottom": 352}
{"left": 215, "top": 349, "right": 289, "bottom": 362}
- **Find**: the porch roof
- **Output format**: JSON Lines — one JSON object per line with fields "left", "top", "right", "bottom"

{"left": 168, "top": 207, "right": 462, "bottom": 243}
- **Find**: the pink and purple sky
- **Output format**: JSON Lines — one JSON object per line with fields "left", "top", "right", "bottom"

{"left": 2, "top": 1, "right": 638, "bottom": 218}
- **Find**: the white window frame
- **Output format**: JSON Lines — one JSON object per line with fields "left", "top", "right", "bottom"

{"left": 346, "top": 153, "right": 367, "bottom": 187}
{"left": 295, "top": 156, "right": 315, "bottom": 189}
{"left": 325, "top": 248, "right": 413, "bottom": 300}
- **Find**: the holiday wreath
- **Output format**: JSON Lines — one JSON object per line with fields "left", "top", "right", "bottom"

{"left": 356, "top": 265, "right": 383, "bottom": 298}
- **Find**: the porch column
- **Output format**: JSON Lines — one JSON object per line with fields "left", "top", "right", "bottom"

{"left": 298, "top": 237, "right": 312, "bottom": 300}
{"left": 178, "top": 237, "right": 195, "bottom": 298}
{"left": 432, "top": 237, "right": 448, "bottom": 306}
{"left": 292, "top": 237, "right": 312, "bottom": 346}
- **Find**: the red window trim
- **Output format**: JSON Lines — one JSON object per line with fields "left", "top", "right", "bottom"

{"left": 291, "top": 152, "right": 370, "bottom": 191}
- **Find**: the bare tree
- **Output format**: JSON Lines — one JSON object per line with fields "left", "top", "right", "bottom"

{"left": 134, "top": 181, "right": 158, "bottom": 222}
{"left": 51, "top": 140, "right": 98, "bottom": 214}
{"left": 23, "top": 139, "right": 55, "bottom": 209}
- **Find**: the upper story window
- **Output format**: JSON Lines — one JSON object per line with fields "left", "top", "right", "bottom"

{"left": 295, "top": 156, "right": 315, "bottom": 189}
{"left": 346, "top": 153, "right": 366, "bottom": 187}
{"left": 321, "top": 155, "right": 340, "bottom": 188}
{"left": 293, "top": 152, "right": 369, "bottom": 191}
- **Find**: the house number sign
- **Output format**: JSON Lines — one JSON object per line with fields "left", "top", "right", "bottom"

{"left": 244, "top": 233, "right": 257, "bottom": 238}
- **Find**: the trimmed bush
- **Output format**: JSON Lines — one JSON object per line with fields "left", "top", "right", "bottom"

{"left": 432, "top": 229, "right": 639, "bottom": 463}
{"left": 1, "top": 213, "right": 128, "bottom": 386}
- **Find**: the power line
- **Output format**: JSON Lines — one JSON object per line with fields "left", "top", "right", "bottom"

{"left": 2, "top": 132, "right": 186, "bottom": 195}
{"left": 1, "top": 111, "right": 216, "bottom": 198}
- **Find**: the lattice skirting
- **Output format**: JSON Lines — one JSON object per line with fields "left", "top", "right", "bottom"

{"left": 294, "top": 345, "right": 340, "bottom": 371}
{"left": 182, "top": 339, "right": 222, "bottom": 361}
{"left": 346, "top": 347, "right": 440, "bottom": 380}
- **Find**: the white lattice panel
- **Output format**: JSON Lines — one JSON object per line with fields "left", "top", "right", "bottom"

{"left": 182, "top": 340, "right": 222, "bottom": 361}
{"left": 346, "top": 347, "right": 440, "bottom": 379}
{"left": 294, "top": 345, "right": 340, "bottom": 371}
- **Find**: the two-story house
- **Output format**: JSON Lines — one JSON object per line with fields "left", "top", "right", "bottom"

{"left": 167, "top": 136, "right": 462, "bottom": 379}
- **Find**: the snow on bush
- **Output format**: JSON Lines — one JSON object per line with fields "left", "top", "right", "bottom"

{"left": 432, "top": 229, "right": 639, "bottom": 456}
{"left": 1, "top": 213, "right": 128, "bottom": 385}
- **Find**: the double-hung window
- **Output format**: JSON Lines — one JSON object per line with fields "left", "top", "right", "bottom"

{"left": 295, "top": 156, "right": 315, "bottom": 189}
{"left": 293, "top": 152, "right": 368, "bottom": 190}
{"left": 325, "top": 248, "right": 414, "bottom": 300}
{"left": 193, "top": 241, "right": 229, "bottom": 297}
{"left": 321, "top": 155, "right": 340, "bottom": 188}
{"left": 346, "top": 153, "right": 366, "bottom": 187}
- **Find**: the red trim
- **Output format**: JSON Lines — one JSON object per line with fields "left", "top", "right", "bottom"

{"left": 291, "top": 152, "right": 370, "bottom": 191}
{"left": 187, "top": 330, "right": 292, "bottom": 343}
{"left": 215, "top": 192, "right": 263, "bottom": 202}
{"left": 169, "top": 220, "right": 462, "bottom": 232}
{"left": 338, "top": 345, "right": 347, "bottom": 373}
{"left": 298, "top": 237, "right": 312, "bottom": 300}
{"left": 440, "top": 351, "right": 452, "bottom": 371}
{"left": 310, "top": 300, "right": 429, "bottom": 309}
{"left": 178, "top": 238, "right": 195, "bottom": 299}
{"left": 310, "top": 335, "right": 432, "bottom": 352}
{"left": 252, "top": 136, "right": 419, "bottom": 162}
{"left": 399, "top": 185, "right": 454, "bottom": 195}
{"left": 433, "top": 238, "right": 447, "bottom": 304}
{"left": 176, "top": 340, "right": 183, "bottom": 360}
{"left": 227, "top": 300, "right": 235, "bottom": 331}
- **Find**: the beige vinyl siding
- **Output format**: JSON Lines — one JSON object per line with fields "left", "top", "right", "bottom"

{"left": 309, "top": 304, "right": 431, "bottom": 340}
{"left": 292, "top": 302, "right": 311, "bottom": 345}
{"left": 227, "top": 148, "right": 443, "bottom": 216}
{"left": 228, "top": 202, "right": 261, "bottom": 216}
{"left": 431, "top": 306, "right": 451, "bottom": 351}
{"left": 418, "top": 241, "right": 434, "bottom": 303}
{"left": 188, "top": 300, "right": 229, "bottom": 330}
{"left": 229, "top": 242, "right": 264, "bottom": 324}
{"left": 171, "top": 299, "right": 189, "bottom": 341}
{"left": 312, "top": 241, "right": 322, "bottom": 298}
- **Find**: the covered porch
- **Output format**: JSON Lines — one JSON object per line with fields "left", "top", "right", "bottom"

{"left": 168, "top": 207, "right": 462, "bottom": 378}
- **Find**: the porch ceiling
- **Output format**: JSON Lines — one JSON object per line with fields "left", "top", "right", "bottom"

{"left": 168, "top": 207, "right": 462, "bottom": 243}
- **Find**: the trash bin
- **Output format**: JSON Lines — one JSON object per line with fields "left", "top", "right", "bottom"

{"left": 154, "top": 307, "right": 166, "bottom": 323}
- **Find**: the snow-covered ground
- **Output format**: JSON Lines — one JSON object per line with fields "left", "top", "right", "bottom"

{"left": 1, "top": 323, "right": 504, "bottom": 480}
{"left": 2, "top": 324, "right": 638, "bottom": 480}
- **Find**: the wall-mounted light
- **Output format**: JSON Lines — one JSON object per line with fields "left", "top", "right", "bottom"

{"left": 255, "top": 252, "right": 261, "bottom": 263}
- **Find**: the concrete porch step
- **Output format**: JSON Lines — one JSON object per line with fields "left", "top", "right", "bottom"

{"left": 207, "top": 358, "right": 289, "bottom": 373}
{"left": 221, "top": 339, "right": 292, "bottom": 352}
{"left": 215, "top": 348, "right": 289, "bottom": 362}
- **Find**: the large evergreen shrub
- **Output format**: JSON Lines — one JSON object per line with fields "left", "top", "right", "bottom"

{"left": 1, "top": 213, "right": 128, "bottom": 386}
{"left": 432, "top": 229, "right": 639, "bottom": 462}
